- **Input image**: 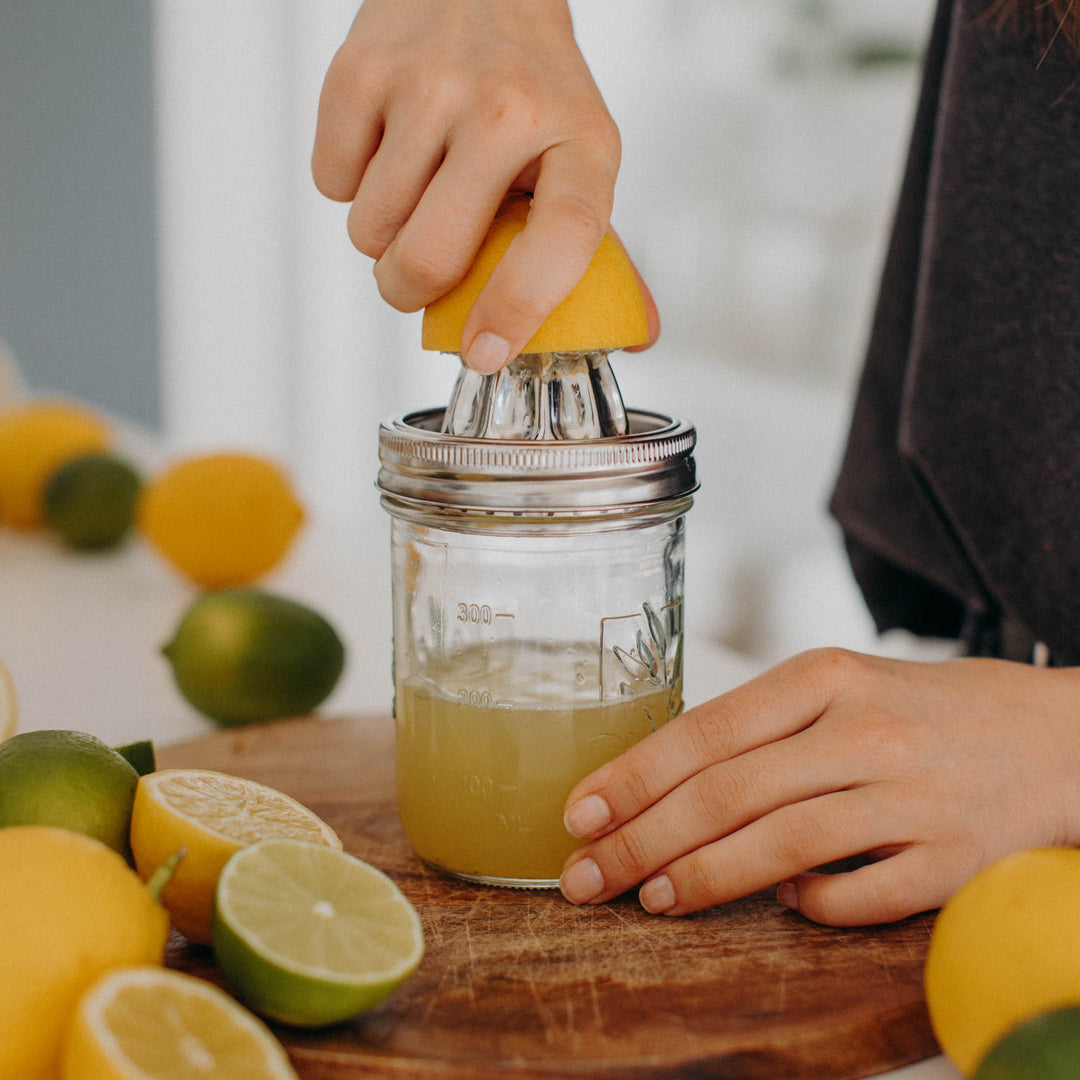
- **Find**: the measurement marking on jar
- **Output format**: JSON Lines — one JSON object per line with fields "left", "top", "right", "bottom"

{"left": 457, "top": 688, "right": 493, "bottom": 707}
{"left": 457, "top": 602, "right": 496, "bottom": 625}
{"left": 494, "top": 612, "right": 514, "bottom": 619}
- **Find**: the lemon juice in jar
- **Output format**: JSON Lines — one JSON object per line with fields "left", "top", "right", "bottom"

{"left": 379, "top": 371, "right": 697, "bottom": 888}
{"left": 395, "top": 639, "right": 680, "bottom": 885}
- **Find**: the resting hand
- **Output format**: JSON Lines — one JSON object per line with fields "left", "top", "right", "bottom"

{"left": 312, "top": 0, "right": 627, "bottom": 372}
{"left": 559, "top": 647, "right": 1080, "bottom": 926}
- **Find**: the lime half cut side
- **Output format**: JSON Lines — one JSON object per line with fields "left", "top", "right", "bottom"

{"left": 213, "top": 838, "right": 425, "bottom": 1027}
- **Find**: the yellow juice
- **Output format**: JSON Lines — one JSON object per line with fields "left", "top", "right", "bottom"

{"left": 394, "top": 640, "right": 678, "bottom": 885}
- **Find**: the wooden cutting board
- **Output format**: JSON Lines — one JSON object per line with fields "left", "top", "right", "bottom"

{"left": 159, "top": 714, "right": 940, "bottom": 1080}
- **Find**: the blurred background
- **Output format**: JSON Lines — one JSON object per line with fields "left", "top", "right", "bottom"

{"left": 0, "top": 0, "right": 948, "bottom": 736}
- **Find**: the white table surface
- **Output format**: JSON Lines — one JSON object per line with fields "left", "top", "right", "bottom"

{"left": 0, "top": 515, "right": 961, "bottom": 1080}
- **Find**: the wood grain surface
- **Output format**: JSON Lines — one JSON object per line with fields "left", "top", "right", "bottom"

{"left": 159, "top": 714, "right": 940, "bottom": 1080}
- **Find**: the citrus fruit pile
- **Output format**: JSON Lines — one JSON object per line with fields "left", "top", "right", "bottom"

{"left": 0, "top": 723, "right": 424, "bottom": 1078}
{"left": 924, "top": 846, "right": 1080, "bottom": 1078}
{"left": 0, "top": 396, "right": 346, "bottom": 728}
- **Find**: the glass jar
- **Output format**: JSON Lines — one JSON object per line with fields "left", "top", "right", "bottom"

{"left": 378, "top": 401, "right": 697, "bottom": 888}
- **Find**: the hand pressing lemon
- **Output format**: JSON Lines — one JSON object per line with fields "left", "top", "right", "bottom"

{"left": 422, "top": 192, "right": 650, "bottom": 359}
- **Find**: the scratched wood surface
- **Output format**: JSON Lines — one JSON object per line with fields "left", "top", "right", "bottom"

{"left": 160, "top": 714, "right": 940, "bottom": 1080}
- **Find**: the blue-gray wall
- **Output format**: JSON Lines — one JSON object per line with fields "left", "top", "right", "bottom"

{"left": 0, "top": 2, "right": 159, "bottom": 428}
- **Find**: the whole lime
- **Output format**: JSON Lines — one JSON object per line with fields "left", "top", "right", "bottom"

{"left": 162, "top": 589, "right": 346, "bottom": 727}
{"left": 0, "top": 729, "right": 139, "bottom": 858}
{"left": 43, "top": 452, "right": 142, "bottom": 549}
{"left": 974, "top": 1006, "right": 1080, "bottom": 1079}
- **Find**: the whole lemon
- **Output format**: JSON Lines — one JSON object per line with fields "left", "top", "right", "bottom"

{"left": 44, "top": 451, "right": 142, "bottom": 550}
{"left": 138, "top": 452, "right": 304, "bottom": 588}
{"left": 161, "top": 588, "right": 345, "bottom": 726}
{"left": 0, "top": 728, "right": 139, "bottom": 858}
{"left": 0, "top": 400, "right": 111, "bottom": 528}
{"left": 0, "top": 826, "right": 169, "bottom": 1080}
{"left": 924, "top": 847, "right": 1080, "bottom": 1075}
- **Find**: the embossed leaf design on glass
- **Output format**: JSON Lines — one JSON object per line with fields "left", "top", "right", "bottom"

{"left": 612, "top": 601, "right": 684, "bottom": 730}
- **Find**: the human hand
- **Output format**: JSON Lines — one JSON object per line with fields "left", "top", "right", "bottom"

{"left": 559, "top": 648, "right": 1080, "bottom": 926}
{"left": 312, "top": 0, "right": 644, "bottom": 372}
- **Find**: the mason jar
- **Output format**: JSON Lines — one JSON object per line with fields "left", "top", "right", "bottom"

{"left": 378, "top": 404, "right": 696, "bottom": 887}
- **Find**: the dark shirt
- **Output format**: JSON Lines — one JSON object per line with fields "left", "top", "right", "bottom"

{"left": 830, "top": 0, "right": 1080, "bottom": 664}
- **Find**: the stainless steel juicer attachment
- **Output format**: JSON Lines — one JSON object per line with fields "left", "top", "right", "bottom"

{"left": 441, "top": 351, "right": 628, "bottom": 440}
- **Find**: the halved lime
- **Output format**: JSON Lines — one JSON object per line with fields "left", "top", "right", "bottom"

{"left": 213, "top": 838, "right": 424, "bottom": 1027}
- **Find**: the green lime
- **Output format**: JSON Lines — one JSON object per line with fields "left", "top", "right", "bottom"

{"left": 0, "top": 729, "right": 139, "bottom": 857}
{"left": 162, "top": 589, "right": 346, "bottom": 727}
{"left": 114, "top": 738, "right": 156, "bottom": 776}
{"left": 974, "top": 1006, "right": 1080, "bottom": 1079}
{"left": 212, "top": 837, "right": 424, "bottom": 1027}
{"left": 43, "top": 452, "right": 142, "bottom": 550}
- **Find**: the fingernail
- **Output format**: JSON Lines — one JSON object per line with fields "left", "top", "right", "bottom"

{"left": 564, "top": 794, "right": 611, "bottom": 838}
{"left": 639, "top": 874, "right": 676, "bottom": 914}
{"left": 464, "top": 331, "right": 511, "bottom": 374}
{"left": 559, "top": 857, "right": 605, "bottom": 904}
{"left": 777, "top": 882, "right": 798, "bottom": 910}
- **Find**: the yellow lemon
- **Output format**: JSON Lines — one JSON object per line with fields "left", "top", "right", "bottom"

{"left": 0, "top": 399, "right": 111, "bottom": 528}
{"left": 0, "top": 826, "right": 170, "bottom": 1080}
{"left": 421, "top": 192, "right": 649, "bottom": 355}
{"left": 138, "top": 452, "right": 304, "bottom": 589}
{"left": 61, "top": 966, "right": 299, "bottom": 1080}
{"left": 130, "top": 768, "right": 341, "bottom": 945}
{"left": 924, "top": 847, "right": 1080, "bottom": 1075}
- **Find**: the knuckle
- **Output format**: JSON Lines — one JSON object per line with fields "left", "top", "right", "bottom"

{"left": 682, "top": 704, "right": 739, "bottom": 765}
{"left": 691, "top": 763, "right": 753, "bottom": 828}
{"left": 619, "top": 763, "right": 654, "bottom": 810}
{"left": 671, "top": 852, "right": 724, "bottom": 909}
{"left": 603, "top": 824, "right": 652, "bottom": 879}
{"left": 381, "top": 239, "right": 467, "bottom": 306}
{"left": 763, "top": 808, "right": 827, "bottom": 869}
{"left": 346, "top": 212, "right": 390, "bottom": 261}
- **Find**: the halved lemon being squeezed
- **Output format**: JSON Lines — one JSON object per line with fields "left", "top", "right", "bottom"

{"left": 421, "top": 192, "right": 649, "bottom": 356}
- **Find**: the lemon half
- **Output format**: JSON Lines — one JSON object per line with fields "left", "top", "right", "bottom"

{"left": 130, "top": 768, "right": 341, "bottom": 945}
{"left": 422, "top": 193, "right": 649, "bottom": 355}
{"left": 61, "top": 966, "right": 299, "bottom": 1080}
